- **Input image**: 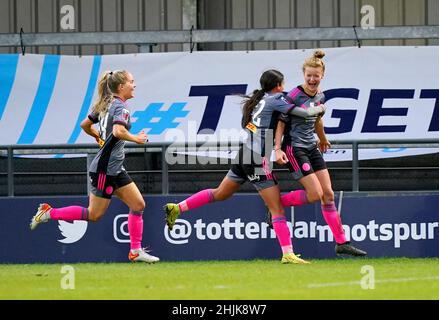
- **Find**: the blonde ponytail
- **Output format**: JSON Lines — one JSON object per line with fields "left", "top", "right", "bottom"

{"left": 93, "top": 71, "right": 113, "bottom": 115}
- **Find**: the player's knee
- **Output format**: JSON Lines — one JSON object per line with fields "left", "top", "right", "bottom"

{"left": 307, "top": 190, "right": 323, "bottom": 203}
{"left": 323, "top": 190, "right": 335, "bottom": 203}
{"left": 131, "top": 199, "right": 145, "bottom": 212}
{"left": 88, "top": 210, "right": 103, "bottom": 222}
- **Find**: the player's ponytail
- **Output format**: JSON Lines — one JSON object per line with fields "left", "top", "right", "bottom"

{"left": 241, "top": 69, "right": 284, "bottom": 128}
{"left": 92, "top": 70, "right": 129, "bottom": 116}
{"left": 93, "top": 71, "right": 113, "bottom": 116}
{"left": 241, "top": 89, "right": 265, "bottom": 128}
{"left": 303, "top": 49, "right": 325, "bottom": 73}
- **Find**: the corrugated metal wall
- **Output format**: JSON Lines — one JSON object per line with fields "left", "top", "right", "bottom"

{"left": 0, "top": 0, "right": 185, "bottom": 54}
{"left": 1, "top": 0, "right": 439, "bottom": 55}
{"left": 199, "top": 0, "right": 439, "bottom": 50}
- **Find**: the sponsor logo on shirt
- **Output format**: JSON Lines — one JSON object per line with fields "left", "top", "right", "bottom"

{"left": 245, "top": 122, "right": 257, "bottom": 133}
{"left": 247, "top": 174, "right": 260, "bottom": 182}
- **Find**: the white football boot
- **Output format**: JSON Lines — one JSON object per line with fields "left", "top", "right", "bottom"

{"left": 30, "top": 203, "right": 52, "bottom": 230}
{"left": 128, "top": 248, "right": 160, "bottom": 263}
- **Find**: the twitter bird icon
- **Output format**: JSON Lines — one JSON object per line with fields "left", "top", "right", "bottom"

{"left": 58, "top": 220, "right": 88, "bottom": 244}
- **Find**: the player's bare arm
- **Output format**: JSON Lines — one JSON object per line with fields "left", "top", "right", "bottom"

{"left": 274, "top": 121, "right": 288, "bottom": 164}
{"left": 113, "top": 124, "right": 147, "bottom": 144}
{"left": 315, "top": 117, "right": 330, "bottom": 153}
{"left": 80, "top": 117, "right": 101, "bottom": 143}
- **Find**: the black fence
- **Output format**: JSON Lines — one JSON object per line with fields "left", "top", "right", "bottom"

{"left": 1, "top": 140, "right": 439, "bottom": 197}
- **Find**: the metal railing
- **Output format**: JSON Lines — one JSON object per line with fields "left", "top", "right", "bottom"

{"left": 1, "top": 26, "right": 439, "bottom": 50}
{"left": 1, "top": 139, "right": 439, "bottom": 197}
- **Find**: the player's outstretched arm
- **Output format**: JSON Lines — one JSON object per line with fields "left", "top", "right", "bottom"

{"left": 288, "top": 104, "right": 326, "bottom": 118}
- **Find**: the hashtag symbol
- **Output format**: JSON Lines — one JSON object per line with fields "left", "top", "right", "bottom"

{"left": 131, "top": 102, "right": 189, "bottom": 135}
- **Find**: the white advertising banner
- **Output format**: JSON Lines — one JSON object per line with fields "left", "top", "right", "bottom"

{"left": 0, "top": 46, "right": 438, "bottom": 160}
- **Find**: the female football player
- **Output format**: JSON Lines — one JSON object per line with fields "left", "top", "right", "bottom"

{"left": 30, "top": 70, "right": 159, "bottom": 263}
{"left": 164, "top": 69, "right": 325, "bottom": 264}
{"left": 274, "top": 50, "right": 367, "bottom": 257}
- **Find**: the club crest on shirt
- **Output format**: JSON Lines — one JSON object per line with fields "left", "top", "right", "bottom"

{"left": 122, "top": 108, "right": 130, "bottom": 121}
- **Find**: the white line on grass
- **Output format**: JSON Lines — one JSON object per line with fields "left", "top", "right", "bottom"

{"left": 307, "top": 275, "right": 439, "bottom": 288}
{"left": 213, "top": 285, "right": 228, "bottom": 289}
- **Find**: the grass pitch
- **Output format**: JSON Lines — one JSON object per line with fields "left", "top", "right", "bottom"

{"left": 1, "top": 258, "right": 438, "bottom": 300}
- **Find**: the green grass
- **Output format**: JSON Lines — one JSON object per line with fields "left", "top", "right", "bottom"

{"left": 1, "top": 258, "right": 438, "bottom": 300}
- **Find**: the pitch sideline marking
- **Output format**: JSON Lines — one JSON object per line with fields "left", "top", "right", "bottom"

{"left": 307, "top": 275, "right": 439, "bottom": 288}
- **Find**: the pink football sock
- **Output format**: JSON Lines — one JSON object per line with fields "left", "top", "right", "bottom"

{"left": 178, "top": 189, "right": 215, "bottom": 212}
{"left": 321, "top": 202, "right": 346, "bottom": 244}
{"left": 50, "top": 206, "right": 89, "bottom": 221}
{"left": 272, "top": 216, "right": 293, "bottom": 254}
{"left": 128, "top": 210, "right": 143, "bottom": 250}
{"left": 280, "top": 190, "right": 309, "bottom": 207}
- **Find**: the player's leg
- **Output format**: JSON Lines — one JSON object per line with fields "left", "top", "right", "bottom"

{"left": 85, "top": 194, "right": 110, "bottom": 221}
{"left": 259, "top": 185, "right": 291, "bottom": 253}
{"left": 279, "top": 146, "right": 323, "bottom": 207}
{"left": 251, "top": 153, "right": 309, "bottom": 264}
{"left": 314, "top": 169, "right": 345, "bottom": 242}
{"left": 285, "top": 173, "right": 323, "bottom": 205}
{"left": 30, "top": 171, "right": 120, "bottom": 230}
{"left": 114, "top": 181, "right": 159, "bottom": 263}
{"left": 267, "top": 167, "right": 322, "bottom": 229}
{"left": 315, "top": 169, "right": 367, "bottom": 256}
{"left": 164, "top": 146, "right": 248, "bottom": 230}
{"left": 258, "top": 184, "right": 310, "bottom": 264}
{"left": 30, "top": 193, "right": 109, "bottom": 230}
{"left": 86, "top": 172, "right": 117, "bottom": 221}
{"left": 164, "top": 170, "right": 242, "bottom": 230}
